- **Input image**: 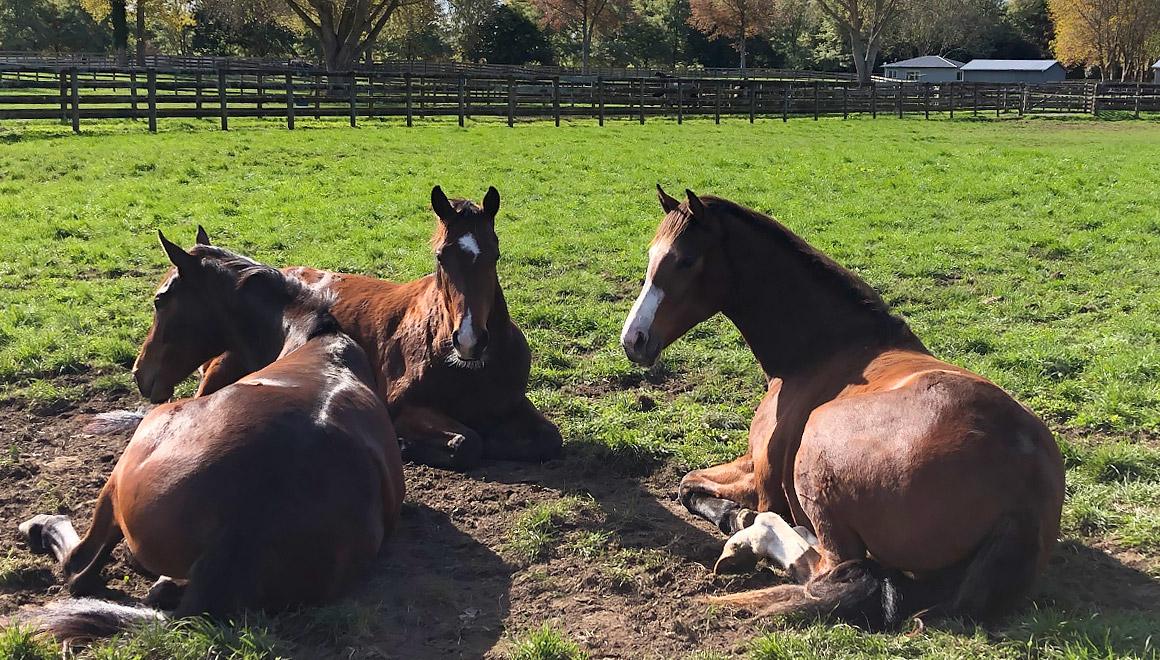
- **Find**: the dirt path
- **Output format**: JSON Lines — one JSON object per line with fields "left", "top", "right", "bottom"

{"left": 3, "top": 386, "right": 1159, "bottom": 659}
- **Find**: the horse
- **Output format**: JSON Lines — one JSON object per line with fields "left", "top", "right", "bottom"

{"left": 15, "top": 233, "right": 405, "bottom": 642}
{"left": 620, "top": 187, "right": 1065, "bottom": 628}
{"left": 116, "top": 186, "right": 561, "bottom": 471}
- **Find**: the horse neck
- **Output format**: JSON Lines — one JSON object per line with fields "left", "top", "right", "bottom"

{"left": 221, "top": 285, "right": 320, "bottom": 370}
{"left": 718, "top": 215, "right": 921, "bottom": 379}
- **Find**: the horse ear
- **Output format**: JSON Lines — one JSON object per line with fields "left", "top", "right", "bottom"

{"left": 195, "top": 225, "right": 211, "bottom": 246}
{"left": 482, "top": 186, "right": 500, "bottom": 218}
{"left": 685, "top": 189, "right": 707, "bottom": 220}
{"left": 431, "top": 185, "right": 457, "bottom": 224}
{"left": 657, "top": 184, "right": 680, "bottom": 214}
{"left": 158, "top": 230, "right": 198, "bottom": 274}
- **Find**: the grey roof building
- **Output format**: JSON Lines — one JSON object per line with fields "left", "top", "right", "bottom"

{"left": 882, "top": 56, "right": 964, "bottom": 83}
{"left": 959, "top": 60, "right": 1066, "bottom": 83}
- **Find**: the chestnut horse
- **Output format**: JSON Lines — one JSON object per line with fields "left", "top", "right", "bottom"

{"left": 17, "top": 235, "right": 404, "bottom": 641}
{"left": 621, "top": 187, "right": 1065, "bottom": 628}
{"left": 144, "top": 187, "right": 561, "bottom": 470}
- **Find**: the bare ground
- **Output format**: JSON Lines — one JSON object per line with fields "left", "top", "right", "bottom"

{"left": 2, "top": 381, "right": 1159, "bottom": 659}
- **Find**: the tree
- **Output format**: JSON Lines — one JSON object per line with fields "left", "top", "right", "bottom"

{"left": 529, "top": 0, "right": 633, "bottom": 72}
{"left": 283, "top": 0, "right": 432, "bottom": 70}
{"left": 191, "top": 4, "right": 301, "bottom": 57}
{"left": 0, "top": 0, "right": 109, "bottom": 53}
{"left": 1050, "top": 0, "right": 1160, "bottom": 80}
{"left": 687, "top": 0, "right": 776, "bottom": 69}
{"left": 1004, "top": 0, "right": 1054, "bottom": 57}
{"left": 377, "top": 0, "right": 451, "bottom": 60}
{"left": 889, "top": 0, "right": 1004, "bottom": 61}
{"left": 467, "top": 4, "right": 553, "bottom": 63}
{"left": 813, "top": 0, "right": 907, "bottom": 84}
{"left": 77, "top": 0, "right": 130, "bottom": 64}
{"left": 446, "top": 0, "right": 498, "bottom": 59}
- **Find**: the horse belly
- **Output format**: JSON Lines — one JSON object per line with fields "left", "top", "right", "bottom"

{"left": 796, "top": 380, "right": 1056, "bottom": 574}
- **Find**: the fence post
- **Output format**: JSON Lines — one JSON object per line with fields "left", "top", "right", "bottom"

{"left": 782, "top": 83, "right": 789, "bottom": 122}
{"left": 195, "top": 71, "right": 203, "bottom": 114}
{"left": 749, "top": 82, "right": 756, "bottom": 123}
{"left": 973, "top": 83, "right": 979, "bottom": 115}
{"left": 1091, "top": 82, "right": 1099, "bottom": 116}
{"left": 949, "top": 83, "right": 956, "bottom": 118}
{"left": 349, "top": 72, "right": 357, "bottom": 127}
{"left": 146, "top": 68, "right": 157, "bottom": 133}
{"left": 871, "top": 82, "right": 877, "bottom": 118}
{"left": 896, "top": 83, "right": 903, "bottom": 118}
{"left": 813, "top": 81, "right": 819, "bottom": 120}
{"left": 507, "top": 76, "right": 514, "bottom": 127}
{"left": 675, "top": 77, "right": 681, "bottom": 125}
{"left": 58, "top": 71, "right": 68, "bottom": 125}
{"left": 418, "top": 76, "right": 425, "bottom": 119}
{"left": 256, "top": 72, "right": 264, "bottom": 113}
{"left": 997, "top": 85, "right": 1002, "bottom": 117}
{"left": 130, "top": 70, "right": 138, "bottom": 119}
{"left": 218, "top": 68, "right": 228, "bottom": 131}
{"left": 598, "top": 77, "right": 606, "bottom": 126}
{"left": 458, "top": 75, "right": 466, "bottom": 127}
{"left": 842, "top": 84, "right": 848, "bottom": 119}
{"left": 405, "top": 73, "right": 413, "bottom": 127}
{"left": 69, "top": 67, "right": 80, "bottom": 134}
{"left": 1134, "top": 82, "right": 1141, "bottom": 119}
{"left": 924, "top": 83, "right": 930, "bottom": 119}
{"left": 314, "top": 74, "right": 321, "bottom": 120}
{"left": 714, "top": 80, "right": 721, "bottom": 124}
{"left": 639, "top": 78, "right": 645, "bottom": 124}
{"left": 552, "top": 76, "right": 560, "bottom": 126}
{"left": 285, "top": 73, "right": 295, "bottom": 130}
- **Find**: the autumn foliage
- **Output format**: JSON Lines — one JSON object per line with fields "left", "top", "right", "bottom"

{"left": 1048, "top": 0, "right": 1160, "bottom": 80}
{"left": 687, "top": 0, "right": 778, "bottom": 68}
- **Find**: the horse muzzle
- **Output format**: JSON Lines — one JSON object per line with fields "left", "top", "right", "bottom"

{"left": 133, "top": 366, "right": 174, "bottom": 404}
{"left": 622, "top": 330, "right": 660, "bottom": 366}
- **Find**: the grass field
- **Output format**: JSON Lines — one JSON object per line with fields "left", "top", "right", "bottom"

{"left": 1, "top": 115, "right": 1159, "bottom": 658}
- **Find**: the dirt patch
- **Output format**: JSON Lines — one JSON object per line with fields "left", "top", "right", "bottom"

{"left": 2, "top": 385, "right": 1159, "bottom": 659}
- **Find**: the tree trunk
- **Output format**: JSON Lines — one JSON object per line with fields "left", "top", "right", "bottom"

{"left": 739, "top": 11, "right": 747, "bottom": 70}
{"left": 135, "top": 0, "right": 146, "bottom": 66}
{"left": 111, "top": 0, "right": 128, "bottom": 67}
{"left": 582, "top": 15, "right": 591, "bottom": 74}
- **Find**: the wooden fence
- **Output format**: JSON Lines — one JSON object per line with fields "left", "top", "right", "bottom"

{"left": 1, "top": 66, "right": 1157, "bottom": 133}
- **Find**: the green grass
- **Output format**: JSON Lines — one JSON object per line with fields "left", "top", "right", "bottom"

{"left": 505, "top": 495, "right": 599, "bottom": 564}
{"left": 1, "top": 116, "right": 1159, "bottom": 658}
{"left": 507, "top": 623, "right": 589, "bottom": 660}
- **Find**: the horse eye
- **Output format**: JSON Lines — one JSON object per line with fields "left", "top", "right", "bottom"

{"left": 676, "top": 256, "right": 697, "bottom": 269}
{"left": 153, "top": 294, "right": 167, "bottom": 308}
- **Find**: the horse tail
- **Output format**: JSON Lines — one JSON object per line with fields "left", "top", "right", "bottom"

{"left": 12, "top": 598, "right": 165, "bottom": 644}
{"left": 710, "top": 512, "right": 1044, "bottom": 630}
{"left": 83, "top": 409, "right": 147, "bottom": 436}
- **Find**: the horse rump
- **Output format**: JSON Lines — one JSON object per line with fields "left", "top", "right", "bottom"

{"left": 710, "top": 511, "right": 1045, "bottom": 630}
{"left": 8, "top": 598, "right": 164, "bottom": 644}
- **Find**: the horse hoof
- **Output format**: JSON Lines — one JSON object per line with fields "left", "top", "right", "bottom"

{"left": 18, "top": 514, "right": 63, "bottom": 555}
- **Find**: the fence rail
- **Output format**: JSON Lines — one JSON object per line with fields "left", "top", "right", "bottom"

{"left": 1, "top": 65, "right": 1157, "bottom": 133}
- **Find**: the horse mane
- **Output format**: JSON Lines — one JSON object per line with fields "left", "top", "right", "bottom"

{"left": 674, "top": 196, "right": 911, "bottom": 334}
{"left": 188, "top": 245, "right": 339, "bottom": 338}
{"left": 429, "top": 199, "right": 486, "bottom": 250}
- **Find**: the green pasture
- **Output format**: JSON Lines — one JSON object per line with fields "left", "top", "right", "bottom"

{"left": 1, "top": 115, "right": 1158, "bottom": 658}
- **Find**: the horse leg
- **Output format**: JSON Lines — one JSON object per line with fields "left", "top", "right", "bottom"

{"left": 480, "top": 397, "right": 563, "bottom": 462}
{"left": 196, "top": 351, "right": 248, "bottom": 397}
{"left": 393, "top": 405, "right": 484, "bottom": 471}
{"left": 678, "top": 454, "right": 757, "bottom": 534}
{"left": 19, "top": 483, "right": 123, "bottom": 596}
{"left": 714, "top": 511, "right": 823, "bottom": 580}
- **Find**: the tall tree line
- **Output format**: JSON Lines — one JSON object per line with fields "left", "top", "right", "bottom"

{"left": 2, "top": 0, "right": 1156, "bottom": 80}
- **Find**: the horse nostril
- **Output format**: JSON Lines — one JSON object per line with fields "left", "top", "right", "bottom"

{"left": 477, "top": 330, "right": 489, "bottom": 352}
{"left": 452, "top": 330, "right": 461, "bottom": 350}
{"left": 633, "top": 331, "right": 647, "bottom": 353}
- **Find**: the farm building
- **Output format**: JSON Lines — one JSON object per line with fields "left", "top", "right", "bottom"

{"left": 882, "top": 56, "right": 964, "bottom": 82}
{"left": 1154, "top": 59, "right": 1160, "bottom": 82}
{"left": 959, "top": 60, "right": 1066, "bottom": 83}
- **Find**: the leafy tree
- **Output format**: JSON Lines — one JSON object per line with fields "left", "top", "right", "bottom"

{"left": 0, "top": 0, "right": 109, "bottom": 53}
{"left": 1049, "top": 0, "right": 1160, "bottom": 80}
{"left": 813, "top": 0, "right": 907, "bottom": 84}
{"left": 528, "top": 0, "right": 633, "bottom": 72}
{"left": 77, "top": 0, "right": 130, "bottom": 63}
{"left": 378, "top": 0, "right": 452, "bottom": 60}
{"left": 468, "top": 3, "right": 553, "bottom": 64}
{"left": 190, "top": 5, "right": 301, "bottom": 57}
{"left": 687, "top": 0, "right": 777, "bottom": 69}
{"left": 889, "top": 0, "right": 1004, "bottom": 62}
{"left": 1005, "top": 0, "right": 1054, "bottom": 57}
{"left": 446, "top": 0, "right": 499, "bottom": 59}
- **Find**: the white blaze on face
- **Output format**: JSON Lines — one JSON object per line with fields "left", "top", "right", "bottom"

{"left": 620, "top": 244, "right": 668, "bottom": 351}
{"left": 458, "top": 233, "right": 481, "bottom": 261}
{"left": 456, "top": 307, "right": 478, "bottom": 353}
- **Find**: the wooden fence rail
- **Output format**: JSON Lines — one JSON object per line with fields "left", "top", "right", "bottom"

{"left": 1, "top": 66, "right": 1157, "bottom": 133}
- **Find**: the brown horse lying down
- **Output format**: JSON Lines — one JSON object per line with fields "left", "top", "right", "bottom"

{"left": 16, "top": 235, "right": 404, "bottom": 642}
{"left": 621, "top": 188, "right": 1065, "bottom": 628}
{"left": 126, "top": 187, "right": 561, "bottom": 470}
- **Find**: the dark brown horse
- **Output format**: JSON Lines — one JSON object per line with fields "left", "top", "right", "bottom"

{"left": 17, "top": 234, "right": 404, "bottom": 641}
{"left": 136, "top": 187, "right": 561, "bottom": 471}
{"left": 621, "top": 187, "right": 1065, "bottom": 628}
